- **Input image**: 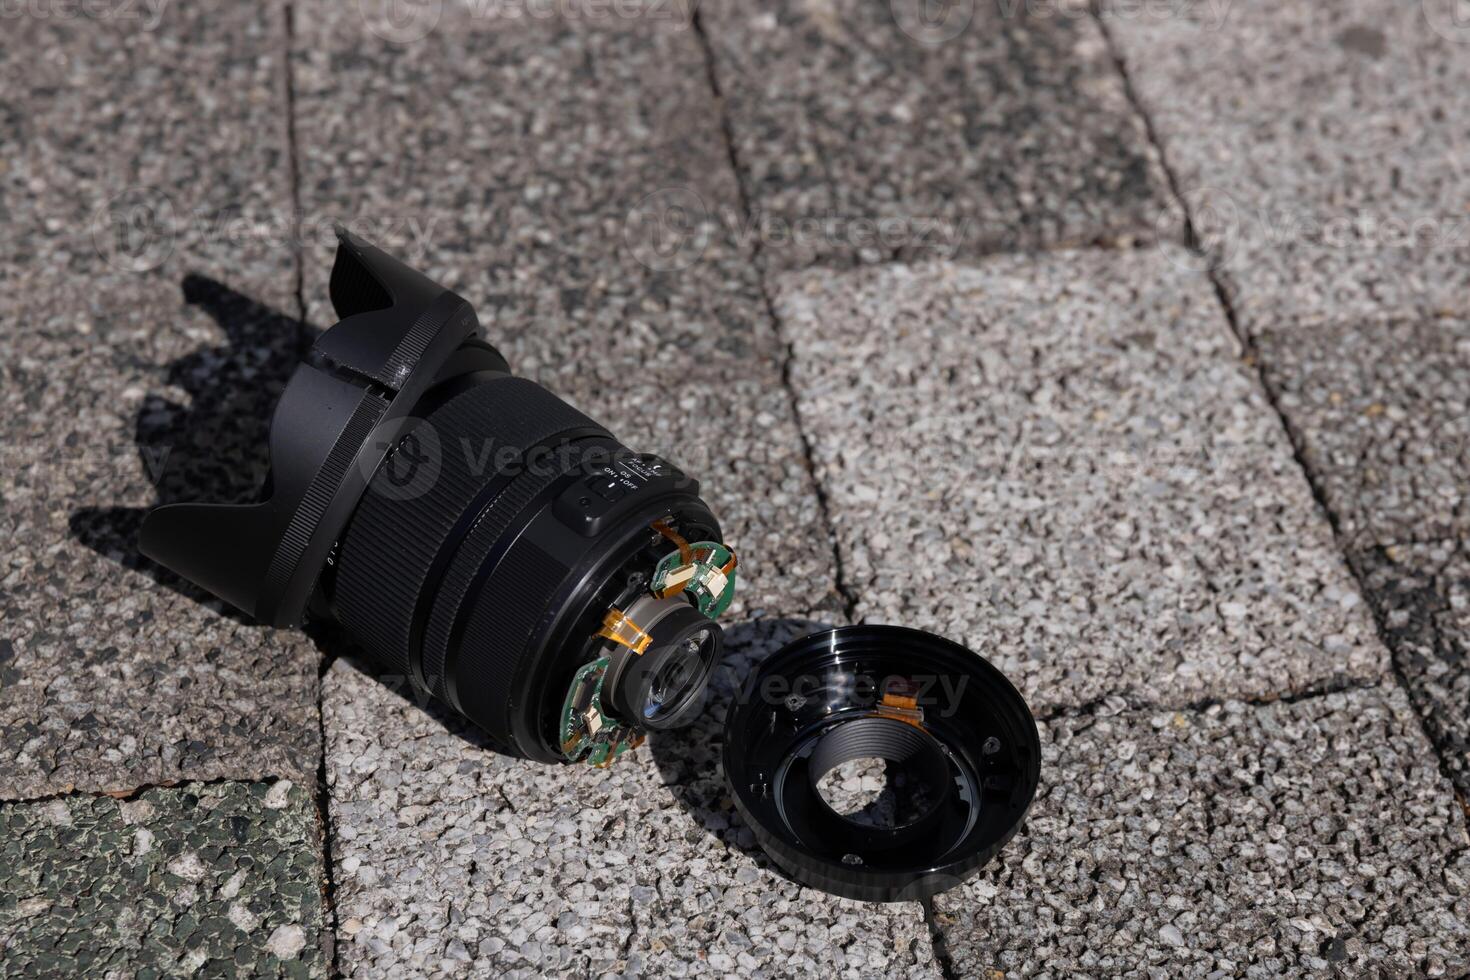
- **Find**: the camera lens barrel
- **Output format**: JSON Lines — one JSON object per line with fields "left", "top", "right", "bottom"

{"left": 141, "top": 231, "right": 731, "bottom": 763}
{"left": 139, "top": 234, "right": 1039, "bottom": 900}
{"left": 329, "top": 372, "right": 722, "bottom": 759}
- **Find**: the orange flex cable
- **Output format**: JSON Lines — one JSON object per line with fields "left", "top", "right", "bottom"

{"left": 874, "top": 691, "right": 926, "bottom": 730}
{"left": 651, "top": 520, "right": 693, "bottom": 565}
{"left": 597, "top": 607, "right": 653, "bottom": 655}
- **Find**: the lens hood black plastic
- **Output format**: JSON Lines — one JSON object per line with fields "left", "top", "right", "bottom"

{"left": 722, "top": 626, "right": 1040, "bottom": 902}
{"left": 139, "top": 228, "right": 504, "bottom": 627}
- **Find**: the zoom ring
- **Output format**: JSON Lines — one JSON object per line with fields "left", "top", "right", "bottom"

{"left": 331, "top": 376, "right": 606, "bottom": 684}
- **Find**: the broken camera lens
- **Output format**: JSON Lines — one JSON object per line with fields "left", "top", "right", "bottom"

{"left": 140, "top": 232, "right": 736, "bottom": 765}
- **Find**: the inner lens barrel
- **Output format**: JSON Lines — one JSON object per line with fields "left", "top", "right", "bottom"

{"left": 324, "top": 371, "right": 725, "bottom": 761}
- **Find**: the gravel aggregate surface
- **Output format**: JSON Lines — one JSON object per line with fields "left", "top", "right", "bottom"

{"left": 322, "top": 615, "right": 943, "bottom": 979}
{"left": 1354, "top": 538, "right": 1470, "bottom": 795}
{"left": 700, "top": 0, "right": 1180, "bottom": 269}
{"left": 775, "top": 247, "right": 1387, "bottom": 712}
{"left": 1103, "top": 0, "right": 1470, "bottom": 329}
{"left": 0, "top": 0, "right": 320, "bottom": 800}
{"left": 1253, "top": 313, "right": 1470, "bottom": 550}
{"left": 0, "top": 780, "right": 327, "bottom": 978}
{"left": 932, "top": 684, "right": 1470, "bottom": 977}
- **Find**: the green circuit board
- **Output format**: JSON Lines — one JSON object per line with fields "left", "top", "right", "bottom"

{"left": 650, "top": 541, "right": 737, "bottom": 619}
{"left": 558, "top": 657, "right": 642, "bottom": 767}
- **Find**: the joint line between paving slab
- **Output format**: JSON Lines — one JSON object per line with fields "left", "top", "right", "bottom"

{"left": 921, "top": 897, "right": 964, "bottom": 980}
{"left": 312, "top": 648, "right": 342, "bottom": 977}
{"left": 690, "top": 7, "right": 860, "bottom": 622}
{"left": 0, "top": 774, "right": 287, "bottom": 807}
{"left": 281, "top": 0, "right": 309, "bottom": 354}
{"left": 1092, "top": 8, "right": 1469, "bottom": 822}
{"left": 280, "top": 4, "right": 343, "bottom": 971}
{"left": 1036, "top": 675, "right": 1388, "bottom": 726}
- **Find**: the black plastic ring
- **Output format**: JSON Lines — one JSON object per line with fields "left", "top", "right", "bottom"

{"left": 722, "top": 625, "right": 1041, "bottom": 902}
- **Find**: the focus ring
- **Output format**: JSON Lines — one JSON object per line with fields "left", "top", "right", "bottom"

{"left": 450, "top": 530, "right": 572, "bottom": 743}
{"left": 332, "top": 377, "right": 605, "bottom": 683}
{"left": 419, "top": 462, "right": 569, "bottom": 703}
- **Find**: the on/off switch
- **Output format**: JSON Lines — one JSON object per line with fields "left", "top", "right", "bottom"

{"left": 586, "top": 474, "right": 626, "bottom": 502}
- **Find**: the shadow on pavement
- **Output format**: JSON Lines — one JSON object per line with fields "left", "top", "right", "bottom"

{"left": 64, "top": 277, "right": 497, "bottom": 754}
{"left": 647, "top": 616, "right": 836, "bottom": 868}
{"left": 67, "top": 280, "right": 838, "bottom": 849}
{"left": 68, "top": 275, "right": 313, "bottom": 622}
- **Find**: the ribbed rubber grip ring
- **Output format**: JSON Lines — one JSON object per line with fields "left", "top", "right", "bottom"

{"left": 331, "top": 376, "right": 606, "bottom": 682}
{"left": 418, "top": 462, "right": 570, "bottom": 705}
{"left": 448, "top": 527, "right": 572, "bottom": 741}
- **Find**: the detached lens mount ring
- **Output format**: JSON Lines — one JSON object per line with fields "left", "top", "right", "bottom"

{"left": 723, "top": 625, "right": 1041, "bottom": 902}
{"left": 804, "top": 716, "right": 954, "bottom": 853}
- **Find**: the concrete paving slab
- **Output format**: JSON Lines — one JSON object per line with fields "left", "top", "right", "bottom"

{"left": 0, "top": 4, "right": 321, "bottom": 799}
{"left": 1102, "top": 0, "right": 1470, "bottom": 330}
{"left": 291, "top": 4, "right": 837, "bottom": 617}
{"left": 0, "top": 780, "right": 327, "bottom": 978}
{"left": 1355, "top": 539, "right": 1470, "bottom": 794}
{"left": 932, "top": 685, "right": 1470, "bottom": 977}
{"left": 699, "top": 0, "right": 1180, "bottom": 270}
{"left": 322, "top": 616, "right": 940, "bottom": 979}
{"left": 774, "top": 247, "right": 1387, "bottom": 713}
{"left": 0, "top": 3, "right": 294, "bottom": 297}
{"left": 1253, "top": 314, "right": 1470, "bottom": 549}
